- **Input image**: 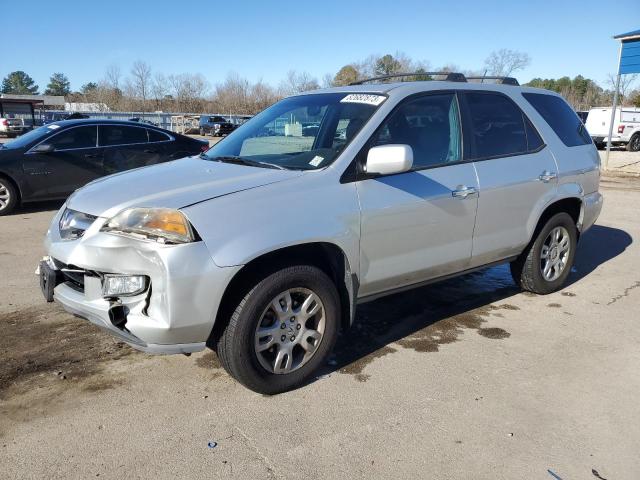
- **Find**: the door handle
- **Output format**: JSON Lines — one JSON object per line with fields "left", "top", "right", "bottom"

{"left": 538, "top": 170, "right": 557, "bottom": 183}
{"left": 144, "top": 149, "right": 158, "bottom": 154}
{"left": 451, "top": 185, "right": 478, "bottom": 199}
{"left": 84, "top": 153, "right": 99, "bottom": 159}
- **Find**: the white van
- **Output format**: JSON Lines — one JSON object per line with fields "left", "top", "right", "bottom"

{"left": 585, "top": 107, "right": 640, "bottom": 151}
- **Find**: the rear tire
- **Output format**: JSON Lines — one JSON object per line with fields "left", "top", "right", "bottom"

{"left": 216, "top": 265, "right": 340, "bottom": 394}
{"left": 0, "top": 176, "right": 18, "bottom": 216}
{"left": 510, "top": 212, "right": 577, "bottom": 295}
{"left": 627, "top": 134, "right": 640, "bottom": 152}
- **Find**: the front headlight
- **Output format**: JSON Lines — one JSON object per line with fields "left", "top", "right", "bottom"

{"left": 101, "top": 208, "right": 195, "bottom": 244}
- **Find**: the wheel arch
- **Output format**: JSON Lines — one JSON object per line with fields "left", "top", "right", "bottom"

{"left": 208, "top": 241, "right": 358, "bottom": 347}
{"left": 529, "top": 196, "right": 582, "bottom": 246}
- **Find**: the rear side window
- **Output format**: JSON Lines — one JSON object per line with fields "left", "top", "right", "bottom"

{"left": 147, "top": 129, "right": 171, "bottom": 142}
{"left": 99, "top": 125, "right": 148, "bottom": 146}
{"left": 522, "top": 93, "right": 591, "bottom": 147}
{"left": 49, "top": 126, "right": 97, "bottom": 150}
{"left": 465, "top": 92, "right": 527, "bottom": 159}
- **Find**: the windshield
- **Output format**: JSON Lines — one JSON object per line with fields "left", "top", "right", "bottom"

{"left": 203, "top": 92, "right": 385, "bottom": 170}
{"left": 2, "top": 124, "right": 59, "bottom": 149}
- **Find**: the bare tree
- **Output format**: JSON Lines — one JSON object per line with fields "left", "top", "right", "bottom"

{"left": 129, "top": 60, "right": 152, "bottom": 111}
{"left": 606, "top": 73, "right": 638, "bottom": 105}
{"left": 279, "top": 70, "right": 319, "bottom": 95}
{"left": 484, "top": 49, "right": 531, "bottom": 77}
{"left": 104, "top": 64, "right": 122, "bottom": 91}
{"left": 168, "top": 73, "right": 209, "bottom": 112}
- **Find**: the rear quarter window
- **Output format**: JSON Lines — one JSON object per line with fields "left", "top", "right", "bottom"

{"left": 522, "top": 93, "right": 591, "bottom": 147}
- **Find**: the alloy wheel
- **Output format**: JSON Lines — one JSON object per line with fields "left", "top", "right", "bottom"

{"left": 0, "top": 182, "right": 10, "bottom": 211}
{"left": 540, "top": 226, "right": 571, "bottom": 282}
{"left": 254, "top": 288, "right": 326, "bottom": 374}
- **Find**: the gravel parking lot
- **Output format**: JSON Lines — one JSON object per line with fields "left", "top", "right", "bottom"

{"left": 1, "top": 174, "right": 639, "bottom": 479}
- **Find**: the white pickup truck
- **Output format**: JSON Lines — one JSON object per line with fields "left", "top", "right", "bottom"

{"left": 585, "top": 107, "right": 640, "bottom": 151}
{"left": 0, "top": 116, "right": 31, "bottom": 138}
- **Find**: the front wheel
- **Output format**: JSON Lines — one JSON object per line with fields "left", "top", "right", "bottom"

{"left": 216, "top": 265, "right": 340, "bottom": 394}
{"left": 510, "top": 212, "right": 577, "bottom": 294}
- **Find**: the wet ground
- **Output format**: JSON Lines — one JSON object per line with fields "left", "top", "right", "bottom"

{"left": 1, "top": 176, "right": 639, "bottom": 479}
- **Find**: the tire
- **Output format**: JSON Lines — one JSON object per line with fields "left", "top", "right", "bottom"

{"left": 216, "top": 265, "right": 340, "bottom": 394}
{"left": 510, "top": 212, "right": 577, "bottom": 295}
{"left": 627, "top": 134, "right": 640, "bottom": 152}
{"left": 595, "top": 142, "right": 605, "bottom": 150}
{"left": 199, "top": 127, "right": 205, "bottom": 136}
{"left": 0, "top": 176, "right": 18, "bottom": 216}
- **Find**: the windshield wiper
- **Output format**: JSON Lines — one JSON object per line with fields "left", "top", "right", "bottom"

{"left": 210, "top": 155, "right": 286, "bottom": 170}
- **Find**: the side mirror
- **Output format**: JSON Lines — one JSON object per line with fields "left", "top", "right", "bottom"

{"left": 365, "top": 144, "right": 413, "bottom": 175}
{"left": 33, "top": 143, "right": 55, "bottom": 154}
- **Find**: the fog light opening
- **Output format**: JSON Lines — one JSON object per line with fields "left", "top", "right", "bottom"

{"left": 108, "top": 305, "right": 129, "bottom": 329}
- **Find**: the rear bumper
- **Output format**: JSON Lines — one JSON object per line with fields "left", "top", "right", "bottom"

{"left": 592, "top": 135, "right": 624, "bottom": 144}
{"left": 581, "top": 191, "right": 603, "bottom": 233}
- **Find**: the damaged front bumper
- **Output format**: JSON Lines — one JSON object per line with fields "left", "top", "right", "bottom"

{"left": 40, "top": 206, "right": 241, "bottom": 355}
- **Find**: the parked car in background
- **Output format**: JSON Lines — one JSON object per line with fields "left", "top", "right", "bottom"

{"left": 44, "top": 112, "right": 89, "bottom": 124}
{"left": 39, "top": 74, "right": 602, "bottom": 394}
{"left": 1, "top": 116, "right": 32, "bottom": 137}
{"left": 0, "top": 119, "right": 208, "bottom": 215}
{"left": 199, "top": 115, "right": 235, "bottom": 136}
{"left": 585, "top": 106, "right": 640, "bottom": 151}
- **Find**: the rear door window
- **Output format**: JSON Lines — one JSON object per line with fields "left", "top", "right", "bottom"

{"left": 522, "top": 92, "right": 591, "bottom": 147}
{"left": 99, "top": 125, "right": 148, "bottom": 146}
{"left": 48, "top": 126, "right": 97, "bottom": 150}
{"left": 465, "top": 92, "right": 527, "bottom": 159}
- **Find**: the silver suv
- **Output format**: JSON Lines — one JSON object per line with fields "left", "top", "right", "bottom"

{"left": 40, "top": 73, "right": 603, "bottom": 394}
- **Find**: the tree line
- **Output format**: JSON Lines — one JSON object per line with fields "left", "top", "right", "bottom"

{"left": 2, "top": 50, "right": 639, "bottom": 114}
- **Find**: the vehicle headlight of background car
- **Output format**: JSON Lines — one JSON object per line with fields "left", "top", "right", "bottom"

{"left": 100, "top": 207, "right": 196, "bottom": 244}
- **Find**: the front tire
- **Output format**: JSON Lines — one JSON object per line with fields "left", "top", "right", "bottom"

{"left": 510, "top": 212, "right": 577, "bottom": 294}
{"left": 0, "top": 177, "right": 18, "bottom": 216}
{"left": 216, "top": 265, "right": 340, "bottom": 394}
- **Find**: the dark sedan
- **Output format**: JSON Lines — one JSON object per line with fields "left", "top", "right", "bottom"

{"left": 0, "top": 119, "right": 208, "bottom": 215}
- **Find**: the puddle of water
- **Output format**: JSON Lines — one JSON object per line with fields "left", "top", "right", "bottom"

{"left": 333, "top": 264, "right": 519, "bottom": 381}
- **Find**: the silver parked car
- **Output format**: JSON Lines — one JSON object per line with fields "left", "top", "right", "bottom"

{"left": 40, "top": 73, "right": 603, "bottom": 394}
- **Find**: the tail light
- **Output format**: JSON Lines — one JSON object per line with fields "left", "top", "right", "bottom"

{"left": 618, "top": 125, "right": 625, "bottom": 134}
{"left": 1, "top": 119, "right": 8, "bottom": 126}
{"left": 200, "top": 143, "right": 209, "bottom": 152}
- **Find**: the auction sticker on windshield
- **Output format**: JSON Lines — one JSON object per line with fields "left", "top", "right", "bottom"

{"left": 340, "top": 94, "right": 386, "bottom": 106}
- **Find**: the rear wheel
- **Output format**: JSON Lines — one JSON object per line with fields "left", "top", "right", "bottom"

{"left": 627, "top": 134, "right": 640, "bottom": 152}
{"left": 199, "top": 127, "right": 206, "bottom": 136}
{"left": 0, "top": 177, "right": 18, "bottom": 216}
{"left": 510, "top": 212, "right": 577, "bottom": 294}
{"left": 216, "top": 265, "right": 340, "bottom": 394}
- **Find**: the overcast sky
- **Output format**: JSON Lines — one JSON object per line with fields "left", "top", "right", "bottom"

{"left": 2, "top": 0, "right": 637, "bottom": 91}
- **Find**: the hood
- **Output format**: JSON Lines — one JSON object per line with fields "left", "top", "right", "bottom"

{"left": 67, "top": 156, "right": 303, "bottom": 218}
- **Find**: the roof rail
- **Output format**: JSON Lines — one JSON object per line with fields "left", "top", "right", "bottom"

{"left": 466, "top": 76, "right": 520, "bottom": 86}
{"left": 349, "top": 72, "right": 467, "bottom": 85}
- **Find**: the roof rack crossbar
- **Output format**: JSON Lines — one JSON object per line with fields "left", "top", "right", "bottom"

{"left": 349, "top": 72, "right": 467, "bottom": 85}
{"left": 465, "top": 76, "right": 520, "bottom": 86}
